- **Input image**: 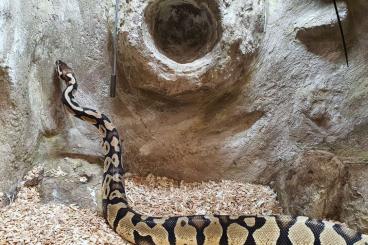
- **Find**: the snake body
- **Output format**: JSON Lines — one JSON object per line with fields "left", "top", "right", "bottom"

{"left": 56, "top": 60, "right": 368, "bottom": 245}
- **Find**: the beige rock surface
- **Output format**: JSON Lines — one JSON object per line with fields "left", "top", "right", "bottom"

{"left": 0, "top": 0, "right": 368, "bottom": 233}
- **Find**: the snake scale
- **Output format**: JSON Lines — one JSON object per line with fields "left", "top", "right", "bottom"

{"left": 56, "top": 60, "right": 368, "bottom": 245}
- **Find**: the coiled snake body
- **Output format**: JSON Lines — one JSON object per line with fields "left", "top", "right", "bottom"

{"left": 56, "top": 60, "right": 368, "bottom": 245}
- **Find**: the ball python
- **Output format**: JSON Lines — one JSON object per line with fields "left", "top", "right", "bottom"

{"left": 56, "top": 60, "right": 368, "bottom": 245}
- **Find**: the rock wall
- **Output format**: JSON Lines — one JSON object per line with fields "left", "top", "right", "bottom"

{"left": 0, "top": 0, "right": 368, "bottom": 232}
{"left": 0, "top": 0, "right": 115, "bottom": 206}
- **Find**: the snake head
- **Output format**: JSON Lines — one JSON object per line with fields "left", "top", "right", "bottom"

{"left": 55, "top": 60, "right": 75, "bottom": 84}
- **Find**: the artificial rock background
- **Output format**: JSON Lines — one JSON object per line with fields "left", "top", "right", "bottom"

{"left": 1, "top": 0, "right": 368, "bottom": 232}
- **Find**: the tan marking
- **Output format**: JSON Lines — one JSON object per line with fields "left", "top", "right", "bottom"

{"left": 116, "top": 211, "right": 136, "bottom": 243}
{"left": 102, "top": 175, "right": 112, "bottom": 199}
{"left": 288, "top": 216, "right": 315, "bottom": 245}
{"left": 107, "top": 202, "right": 126, "bottom": 227}
{"left": 203, "top": 216, "right": 223, "bottom": 245}
{"left": 85, "top": 110, "right": 102, "bottom": 119}
{"left": 103, "top": 141, "right": 110, "bottom": 155}
{"left": 81, "top": 116, "right": 97, "bottom": 125}
{"left": 230, "top": 215, "right": 240, "bottom": 220}
{"left": 108, "top": 190, "right": 127, "bottom": 201}
{"left": 64, "top": 85, "right": 83, "bottom": 112}
{"left": 140, "top": 215, "right": 149, "bottom": 221}
{"left": 244, "top": 217, "right": 256, "bottom": 227}
{"left": 253, "top": 216, "right": 280, "bottom": 245}
{"left": 111, "top": 136, "right": 120, "bottom": 152}
{"left": 111, "top": 154, "right": 120, "bottom": 167}
{"left": 135, "top": 219, "right": 170, "bottom": 245}
{"left": 174, "top": 217, "right": 197, "bottom": 245}
{"left": 153, "top": 218, "right": 167, "bottom": 225}
{"left": 104, "top": 120, "right": 115, "bottom": 131}
{"left": 112, "top": 173, "right": 123, "bottom": 182}
{"left": 98, "top": 125, "right": 107, "bottom": 138}
{"left": 227, "top": 223, "right": 249, "bottom": 245}
{"left": 320, "top": 221, "right": 347, "bottom": 245}
{"left": 104, "top": 157, "right": 112, "bottom": 172}
{"left": 66, "top": 73, "right": 76, "bottom": 85}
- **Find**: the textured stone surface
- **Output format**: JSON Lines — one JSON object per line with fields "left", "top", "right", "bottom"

{"left": 38, "top": 157, "right": 102, "bottom": 209}
{"left": 341, "top": 162, "right": 368, "bottom": 233}
{"left": 275, "top": 150, "right": 346, "bottom": 219}
{"left": 118, "top": 0, "right": 264, "bottom": 99}
{"left": 0, "top": 0, "right": 113, "bottom": 204}
{"left": 0, "top": 0, "right": 368, "bottom": 233}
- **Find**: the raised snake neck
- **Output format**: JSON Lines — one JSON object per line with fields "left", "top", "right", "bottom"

{"left": 56, "top": 60, "right": 368, "bottom": 245}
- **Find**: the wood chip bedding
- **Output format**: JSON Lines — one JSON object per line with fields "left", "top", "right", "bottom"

{"left": 0, "top": 173, "right": 282, "bottom": 244}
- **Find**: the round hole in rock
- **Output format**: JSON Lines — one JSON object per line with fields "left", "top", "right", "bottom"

{"left": 145, "top": 0, "right": 222, "bottom": 64}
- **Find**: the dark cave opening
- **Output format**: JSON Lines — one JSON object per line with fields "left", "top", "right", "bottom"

{"left": 145, "top": 0, "right": 222, "bottom": 64}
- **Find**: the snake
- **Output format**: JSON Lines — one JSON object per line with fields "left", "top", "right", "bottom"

{"left": 56, "top": 60, "right": 368, "bottom": 245}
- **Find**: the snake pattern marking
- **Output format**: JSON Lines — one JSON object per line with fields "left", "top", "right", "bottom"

{"left": 56, "top": 60, "right": 368, "bottom": 245}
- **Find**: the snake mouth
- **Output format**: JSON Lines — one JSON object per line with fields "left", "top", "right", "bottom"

{"left": 145, "top": 0, "right": 222, "bottom": 64}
